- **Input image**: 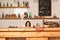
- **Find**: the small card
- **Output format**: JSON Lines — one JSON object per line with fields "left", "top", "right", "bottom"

{"left": 36, "top": 27, "right": 44, "bottom": 31}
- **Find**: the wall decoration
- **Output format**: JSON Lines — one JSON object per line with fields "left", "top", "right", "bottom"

{"left": 38, "top": 0, "right": 51, "bottom": 16}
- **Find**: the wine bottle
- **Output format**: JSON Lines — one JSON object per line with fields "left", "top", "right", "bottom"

{"left": 0, "top": 2, "right": 1, "bottom": 7}
{"left": 3, "top": 4, "right": 5, "bottom": 7}
{"left": 18, "top": 1, "right": 19, "bottom": 7}
{"left": 10, "top": 4, "right": 12, "bottom": 7}
{"left": 7, "top": 2, "right": 8, "bottom": 7}
{"left": 2, "top": 12, "right": 4, "bottom": 18}
{"left": 18, "top": 14, "right": 20, "bottom": 18}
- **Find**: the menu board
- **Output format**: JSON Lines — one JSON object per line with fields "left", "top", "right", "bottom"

{"left": 38, "top": 0, "right": 51, "bottom": 16}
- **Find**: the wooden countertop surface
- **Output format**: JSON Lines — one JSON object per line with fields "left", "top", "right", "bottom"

{"left": 0, "top": 28, "right": 60, "bottom": 32}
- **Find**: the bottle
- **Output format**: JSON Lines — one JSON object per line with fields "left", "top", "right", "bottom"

{"left": 29, "top": 12, "right": 31, "bottom": 18}
{"left": 23, "top": 1, "right": 24, "bottom": 7}
{"left": 10, "top": 4, "right": 12, "bottom": 7}
{"left": 18, "top": 1, "right": 19, "bottom": 7}
{"left": 26, "top": 1, "right": 29, "bottom": 7}
{"left": 19, "top": 2, "right": 23, "bottom": 7}
{"left": 24, "top": 12, "right": 28, "bottom": 18}
{"left": 0, "top": 2, "right": 1, "bottom": 7}
{"left": 2, "top": 12, "right": 4, "bottom": 18}
{"left": 18, "top": 14, "right": 20, "bottom": 18}
{"left": 7, "top": 2, "right": 8, "bottom": 7}
{"left": 59, "top": 21, "right": 60, "bottom": 27}
{"left": 3, "top": 4, "right": 5, "bottom": 7}
{"left": 36, "top": 23, "right": 40, "bottom": 28}
{"left": 33, "top": 25, "right": 35, "bottom": 28}
{"left": 28, "top": 12, "right": 31, "bottom": 18}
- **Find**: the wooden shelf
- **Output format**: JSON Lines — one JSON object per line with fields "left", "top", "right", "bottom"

{"left": 0, "top": 18, "right": 21, "bottom": 20}
{"left": 0, "top": 7, "right": 30, "bottom": 8}
{"left": 0, "top": 18, "right": 59, "bottom": 20}
{"left": 23, "top": 18, "right": 59, "bottom": 20}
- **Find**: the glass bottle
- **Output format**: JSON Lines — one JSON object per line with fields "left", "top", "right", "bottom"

{"left": 23, "top": 1, "right": 24, "bottom": 7}
{"left": 28, "top": 12, "right": 31, "bottom": 18}
{"left": 7, "top": 2, "right": 8, "bottom": 7}
{"left": 0, "top": 2, "right": 1, "bottom": 7}
{"left": 3, "top": 4, "right": 5, "bottom": 7}
{"left": 10, "top": 4, "right": 12, "bottom": 7}
{"left": 18, "top": 1, "right": 19, "bottom": 7}
{"left": 2, "top": 12, "right": 4, "bottom": 18}
{"left": 18, "top": 14, "right": 20, "bottom": 18}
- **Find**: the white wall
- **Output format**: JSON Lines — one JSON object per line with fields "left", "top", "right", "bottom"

{"left": 0, "top": 20, "right": 43, "bottom": 28}
{"left": 0, "top": 0, "right": 60, "bottom": 28}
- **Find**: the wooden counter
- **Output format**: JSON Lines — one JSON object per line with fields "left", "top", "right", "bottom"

{"left": 0, "top": 28, "right": 60, "bottom": 32}
{"left": 0, "top": 28, "right": 60, "bottom": 40}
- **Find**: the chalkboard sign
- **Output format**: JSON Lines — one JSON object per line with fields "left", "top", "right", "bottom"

{"left": 38, "top": 0, "right": 51, "bottom": 16}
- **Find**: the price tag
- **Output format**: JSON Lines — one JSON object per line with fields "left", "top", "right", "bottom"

{"left": 36, "top": 27, "right": 44, "bottom": 31}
